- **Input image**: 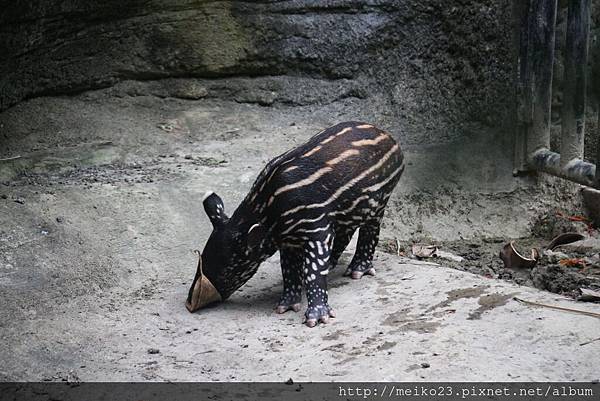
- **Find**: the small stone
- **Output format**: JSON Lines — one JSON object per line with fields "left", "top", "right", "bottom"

{"left": 147, "top": 348, "right": 160, "bottom": 354}
{"left": 56, "top": 217, "right": 64, "bottom": 223}
{"left": 14, "top": 198, "right": 25, "bottom": 204}
{"left": 184, "top": 154, "right": 192, "bottom": 160}
{"left": 1, "top": 194, "right": 7, "bottom": 199}
{"left": 285, "top": 378, "right": 294, "bottom": 385}
{"left": 421, "top": 362, "right": 430, "bottom": 369}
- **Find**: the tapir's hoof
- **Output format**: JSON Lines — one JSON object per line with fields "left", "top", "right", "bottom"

{"left": 305, "top": 315, "right": 332, "bottom": 328}
{"left": 275, "top": 303, "right": 301, "bottom": 314}
{"left": 347, "top": 267, "right": 376, "bottom": 279}
{"left": 304, "top": 305, "right": 336, "bottom": 327}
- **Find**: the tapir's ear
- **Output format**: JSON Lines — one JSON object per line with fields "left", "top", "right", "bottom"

{"left": 246, "top": 223, "right": 266, "bottom": 250}
{"left": 203, "top": 191, "right": 228, "bottom": 228}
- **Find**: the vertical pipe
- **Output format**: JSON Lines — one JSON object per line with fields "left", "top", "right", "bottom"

{"left": 560, "top": 0, "right": 591, "bottom": 166}
{"left": 513, "top": 0, "right": 531, "bottom": 174}
{"left": 596, "top": 111, "right": 600, "bottom": 187}
{"left": 526, "top": 0, "right": 558, "bottom": 160}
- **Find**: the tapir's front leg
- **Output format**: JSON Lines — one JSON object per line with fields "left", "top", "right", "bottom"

{"left": 276, "top": 247, "right": 303, "bottom": 314}
{"left": 303, "top": 233, "right": 336, "bottom": 327}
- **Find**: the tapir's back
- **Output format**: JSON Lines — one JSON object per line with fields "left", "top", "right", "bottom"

{"left": 244, "top": 121, "right": 404, "bottom": 237}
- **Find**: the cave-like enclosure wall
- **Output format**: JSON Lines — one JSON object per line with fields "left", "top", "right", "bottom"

{"left": 1, "top": 1, "right": 514, "bottom": 143}
{"left": 1, "top": 1, "right": 599, "bottom": 215}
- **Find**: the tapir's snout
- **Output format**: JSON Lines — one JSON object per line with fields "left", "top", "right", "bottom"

{"left": 186, "top": 253, "right": 222, "bottom": 313}
{"left": 186, "top": 275, "right": 222, "bottom": 312}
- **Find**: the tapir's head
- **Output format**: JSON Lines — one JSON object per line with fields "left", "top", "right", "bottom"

{"left": 186, "top": 192, "right": 265, "bottom": 313}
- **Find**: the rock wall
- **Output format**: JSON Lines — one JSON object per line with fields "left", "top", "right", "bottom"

{"left": 0, "top": 1, "right": 514, "bottom": 143}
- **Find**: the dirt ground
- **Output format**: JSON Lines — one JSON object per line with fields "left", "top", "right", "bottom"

{"left": 1, "top": 88, "right": 599, "bottom": 381}
{"left": 381, "top": 215, "right": 600, "bottom": 300}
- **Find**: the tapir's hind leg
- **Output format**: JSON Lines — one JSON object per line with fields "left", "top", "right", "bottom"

{"left": 330, "top": 226, "right": 356, "bottom": 270}
{"left": 344, "top": 189, "right": 396, "bottom": 279}
{"left": 276, "top": 247, "right": 303, "bottom": 314}
{"left": 344, "top": 219, "right": 381, "bottom": 279}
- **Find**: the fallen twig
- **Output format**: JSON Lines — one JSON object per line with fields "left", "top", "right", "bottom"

{"left": 555, "top": 210, "right": 595, "bottom": 232}
{"left": 0, "top": 155, "right": 21, "bottom": 161}
{"left": 513, "top": 297, "right": 600, "bottom": 319}
{"left": 556, "top": 210, "right": 589, "bottom": 223}
{"left": 580, "top": 337, "right": 600, "bottom": 346}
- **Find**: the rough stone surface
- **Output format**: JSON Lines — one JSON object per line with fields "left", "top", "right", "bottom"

{"left": 1, "top": 1, "right": 515, "bottom": 141}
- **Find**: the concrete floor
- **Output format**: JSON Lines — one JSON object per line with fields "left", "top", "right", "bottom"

{"left": 0, "top": 90, "right": 598, "bottom": 382}
{"left": 1, "top": 246, "right": 599, "bottom": 381}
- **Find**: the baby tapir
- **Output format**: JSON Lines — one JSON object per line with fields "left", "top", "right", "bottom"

{"left": 186, "top": 121, "right": 404, "bottom": 327}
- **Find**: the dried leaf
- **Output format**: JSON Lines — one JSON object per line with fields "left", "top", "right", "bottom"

{"left": 559, "top": 258, "right": 587, "bottom": 268}
{"left": 412, "top": 244, "right": 464, "bottom": 262}
{"left": 412, "top": 244, "right": 437, "bottom": 259}
{"left": 578, "top": 288, "right": 600, "bottom": 303}
{"left": 435, "top": 249, "right": 465, "bottom": 263}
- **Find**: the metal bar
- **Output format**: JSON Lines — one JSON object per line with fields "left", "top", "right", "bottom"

{"left": 526, "top": 0, "right": 558, "bottom": 154}
{"left": 529, "top": 149, "right": 597, "bottom": 188}
{"left": 560, "top": 0, "right": 591, "bottom": 166}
